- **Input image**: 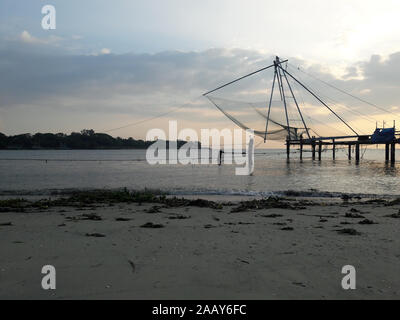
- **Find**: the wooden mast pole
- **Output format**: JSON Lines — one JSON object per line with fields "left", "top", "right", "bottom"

{"left": 264, "top": 70, "right": 277, "bottom": 142}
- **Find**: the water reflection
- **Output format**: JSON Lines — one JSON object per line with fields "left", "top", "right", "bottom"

{"left": 1, "top": 148, "right": 400, "bottom": 196}
{"left": 383, "top": 163, "right": 397, "bottom": 176}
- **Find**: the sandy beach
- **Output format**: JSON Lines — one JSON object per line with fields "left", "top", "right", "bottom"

{"left": 1, "top": 190, "right": 400, "bottom": 299}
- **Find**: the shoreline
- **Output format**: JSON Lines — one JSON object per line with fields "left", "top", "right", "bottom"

{"left": 0, "top": 187, "right": 399, "bottom": 202}
{"left": 1, "top": 190, "right": 400, "bottom": 299}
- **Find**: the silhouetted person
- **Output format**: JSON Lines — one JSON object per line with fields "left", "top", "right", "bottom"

{"left": 218, "top": 149, "right": 224, "bottom": 166}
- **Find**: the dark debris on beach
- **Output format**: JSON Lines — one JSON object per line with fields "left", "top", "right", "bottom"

{"left": 259, "top": 213, "right": 283, "bottom": 218}
{"left": 336, "top": 228, "right": 361, "bottom": 236}
{"left": 345, "top": 212, "right": 365, "bottom": 219}
{"left": 231, "top": 197, "right": 307, "bottom": 213}
{"left": 0, "top": 189, "right": 223, "bottom": 212}
{"left": 0, "top": 190, "right": 314, "bottom": 214}
{"left": 140, "top": 222, "right": 164, "bottom": 228}
{"left": 2, "top": 190, "right": 400, "bottom": 227}
{"left": 115, "top": 217, "right": 131, "bottom": 221}
{"left": 358, "top": 219, "right": 376, "bottom": 225}
{"left": 384, "top": 211, "right": 400, "bottom": 218}
{"left": 66, "top": 213, "right": 103, "bottom": 221}
{"left": 85, "top": 232, "right": 106, "bottom": 237}
{"left": 167, "top": 214, "right": 191, "bottom": 220}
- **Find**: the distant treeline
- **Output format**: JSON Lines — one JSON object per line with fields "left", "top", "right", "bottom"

{"left": 0, "top": 129, "right": 193, "bottom": 150}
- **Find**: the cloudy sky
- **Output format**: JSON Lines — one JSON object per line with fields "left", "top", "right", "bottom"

{"left": 1, "top": 0, "right": 400, "bottom": 144}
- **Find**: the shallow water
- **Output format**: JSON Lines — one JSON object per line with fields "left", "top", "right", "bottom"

{"left": 0, "top": 148, "right": 398, "bottom": 197}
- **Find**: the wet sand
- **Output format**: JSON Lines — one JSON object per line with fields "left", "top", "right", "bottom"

{"left": 1, "top": 194, "right": 400, "bottom": 299}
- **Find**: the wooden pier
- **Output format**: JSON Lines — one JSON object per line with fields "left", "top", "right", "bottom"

{"left": 203, "top": 56, "right": 400, "bottom": 163}
{"left": 286, "top": 135, "right": 398, "bottom": 164}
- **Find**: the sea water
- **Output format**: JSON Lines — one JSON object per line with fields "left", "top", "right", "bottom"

{"left": 0, "top": 148, "right": 398, "bottom": 198}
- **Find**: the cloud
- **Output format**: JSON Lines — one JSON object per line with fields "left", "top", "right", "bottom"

{"left": 1, "top": 37, "right": 400, "bottom": 137}
{"left": 100, "top": 48, "right": 111, "bottom": 55}
{"left": 19, "top": 30, "right": 63, "bottom": 45}
{"left": 20, "top": 30, "right": 42, "bottom": 44}
{"left": 71, "top": 35, "right": 84, "bottom": 40}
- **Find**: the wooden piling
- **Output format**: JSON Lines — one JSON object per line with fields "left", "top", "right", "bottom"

{"left": 286, "top": 140, "right": 290, "bottom": 159}
{"left": 300, "top": 138, "right": 303, "bottom": 160}
{"left": 385, "top": 144, "right": 390, "bottom": 162}
{"left": 318, "top": 141, "right": 322, "bottom": 161}
{"left": 348, "top": 144, "right": 351, "bottom": 160}
{"left": 312, "top": 140, "right": 316, "bottom": 160}
{"left": 355, "top": 143, "right": 360, "bottom": 163}
{"left": 286, "top": 134, "right": 398, "bottom": 165}
{"left": 391, "top": 142, "right": 396, "bottom": 163}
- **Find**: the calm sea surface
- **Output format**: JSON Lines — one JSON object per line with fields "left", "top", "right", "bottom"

{"left": 0, "top": 148, "right": 399, "bottom": 197}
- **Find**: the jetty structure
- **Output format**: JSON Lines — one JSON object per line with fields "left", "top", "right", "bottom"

{"left": 203, "top": 56, "right": 399, "bottom": 163}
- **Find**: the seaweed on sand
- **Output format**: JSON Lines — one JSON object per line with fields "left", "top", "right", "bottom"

{"left": 358, "top": 219, "right": 376, "bottom": 225}
{"left": 66, "top": 188, "right": 163, "bottom": 205}
{"left": 345, "top": 212, "right": 365, "bottom": 219}
{"left": 384, "top": 211, "right": 400, "bottom": 218}
{"left": 167, "top": 214, "right": 191, "bottom": 220}
{"left": 66, "top": 213, "right": 102, "bottom": 221}
{"left": 0, "top": 189, "right": 165, "bottom": 211}
{"left": 336, "top": 228, "right": 361, "bottom": 235}
{"left": 0, "top": 198, "right": 28, "bottom": 212}
{"left": 140, "top": 222, "right": 164, "bottom": 228}
{"left": 146, "top": 206, "right": 162, "bottom": 213}
{"left": 85, "top": 233, "right": 106, "bottom": 237}
{"left": 231, "top": 197, "right": 305, "bottom": 213}
{"left": 162, "top": 197, "right": 223, "bottom": 209}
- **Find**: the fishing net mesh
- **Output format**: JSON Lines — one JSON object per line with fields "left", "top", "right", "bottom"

{"left": 204, "top": 61, "right": 400, "bottom": 141}
{"left": 206, "top": 95, "right": 308, "bottom": 141}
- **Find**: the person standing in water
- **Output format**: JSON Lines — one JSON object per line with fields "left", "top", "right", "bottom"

{"left": 218, "top": 149, "right": 224, "bottom": 166}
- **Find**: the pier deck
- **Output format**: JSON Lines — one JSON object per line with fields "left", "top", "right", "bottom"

{"left": 286, "top": 135, "right": 399, "bottom": 163}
